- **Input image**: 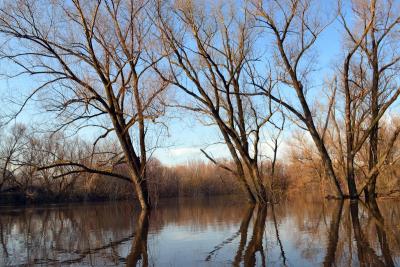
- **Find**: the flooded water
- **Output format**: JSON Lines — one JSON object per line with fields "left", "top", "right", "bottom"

{"left": 0, "top": 197, "right": 399, "bottom": 266}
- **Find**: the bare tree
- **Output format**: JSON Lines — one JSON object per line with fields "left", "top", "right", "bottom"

{"left": 0, "top": 124, "right": 27, "bottom": 191}
{"left": 0, "top": 0, "right": 169, "bottom": 209}
{"left": 155, "top": 0, "right": 282, "bottom": 203}
{"left": 339, "top": 0, "right": 400, "bottom": 199}
{"left": 251, "top": 0, "right": 344, "bottom": 198}
{"left": 251, "top": 0, "right": 400, "bottom": 199}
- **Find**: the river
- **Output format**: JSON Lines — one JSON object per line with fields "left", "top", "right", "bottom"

{"left": 0, "top": 197, "right": 399, "bottom": 266}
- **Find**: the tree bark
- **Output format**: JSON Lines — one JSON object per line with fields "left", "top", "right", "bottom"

{"left": 367, "top": 23, "right": 379, "bottom": 200}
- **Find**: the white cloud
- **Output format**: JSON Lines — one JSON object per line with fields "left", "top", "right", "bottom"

{"left": 169, "top": 147, "right": 201, "bottom": 157}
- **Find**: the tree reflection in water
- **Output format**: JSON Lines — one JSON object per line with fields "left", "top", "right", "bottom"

{"left": 323, "top": 200, "right": 343, "bottom": 267}
{"left": 1, "top": 198, "right": 400, "bottom": 266}
{"left": 323, "top": 200, "right": 396, "bottom": 267}
{"left": 126, "top": 210, "right": 150, "bottom": 267}
{"left": 231, "top": 205, "right": 267, "bottom": 267}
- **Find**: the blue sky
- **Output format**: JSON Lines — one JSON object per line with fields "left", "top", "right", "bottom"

{"left": 0, "top": 1, "right": 355, "bottom": 166}
{"left": 151, "top": 6, "right": 345, "bottom": 165}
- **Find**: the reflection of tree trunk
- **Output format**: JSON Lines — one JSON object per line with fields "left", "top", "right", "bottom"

{"left": 233, "top": 205, "right": 255, "bottom": 266}
{"left": 0, "top": 220, "right": 8, "bottom": 257}
{"left": 126, "top": 210, "right": 150, "bottom": 267}
{"left": 243, "top": 206, "right": 267, "bottom": 267}
{"left": 350, "top": 202, "right": 367, "bottom": 266}
{"left": 271, "top": 204, "right": 287, "bottom": 267}
{"left": 345, "top": 206, "right": 353, "bottom": 267}
{"left": 367, "top": 199, "right": 394, "bottom": 267}
{"left": 350, "top": 201, "right": 385, "bottom": 267}
{"left": 323, "top": 200, "right": 343, "bottom": 267}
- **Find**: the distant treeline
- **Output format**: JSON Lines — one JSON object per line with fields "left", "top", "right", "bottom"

{"left": 2, "top": 122, "right": 399, "bottom": 205}
{"left": 0, "top": 124, "right": 291, "bottom": 205}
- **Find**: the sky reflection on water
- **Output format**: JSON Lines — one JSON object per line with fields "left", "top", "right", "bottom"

{"left": 0, "top": 197, "right": 399, "bottom": 266}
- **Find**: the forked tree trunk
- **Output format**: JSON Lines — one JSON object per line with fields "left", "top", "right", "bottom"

{"left": 114, "top": 126, "right": 151, "bottom": 210}
{"left": 239, "top": 174, "right": 257, "bottom": 204}
{"left": 249, "top": 164, "right": 267, "bottom": 203}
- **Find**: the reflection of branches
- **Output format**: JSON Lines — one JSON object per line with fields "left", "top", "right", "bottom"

{"left": 205, "top": 205, "right": 255, "bottom": 263}
{"left": 1, "top": 204, "right": 143, "bottom": 266}
{"left": 31, "top": 206, "right": 136, "bottom": 265}
{"left": 271, "top": 204, "right": 287, "bottom": 267}
{"left": 51, "top": 233, "right": 135, "bottom": 265}
{"left": 205, "top": 222, "right": 244, "bottom": 261}
{"left": 323, "top": 200, "right": 343, "bottom": 267}
{"left": 205, "top": 231, "right": 241, "bottom": 261}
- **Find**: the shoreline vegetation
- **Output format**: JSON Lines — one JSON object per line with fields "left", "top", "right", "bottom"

{"left": 1, "top": 128, "right": 398, "bottom": 206}
{"left": 2, "top": 190, "right": 400, "bottom": 207}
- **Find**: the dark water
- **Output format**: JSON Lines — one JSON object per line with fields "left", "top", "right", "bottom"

{"left": 0, "top": 197, "right": 399, "bottom": 266}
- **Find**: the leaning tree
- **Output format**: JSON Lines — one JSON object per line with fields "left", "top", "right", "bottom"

{"left": 155, "top": 0, "right": 284, "bottom": 203}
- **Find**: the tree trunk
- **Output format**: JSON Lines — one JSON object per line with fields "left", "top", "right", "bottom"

{"left": 367, "top": 10, "right": 379, "bottom": 201}
{"left": 271, "top": 34, "right": 344, "bottom": 198}
{"left": 367, "top": 174, "right": 378, "bottom": 200}
{"left": 367, "top": 76, "right": 379, "bottom": 200}
{"left": 346, "top": 156, "right": 358, "bottom": 199}
{"left": 114, "top": 126, "right": 151, "bottom": 210}
{"left": 344, "top": 54, "right": 358, "bottom": 200}
{"left": 240, "top": 176, "right": 257, "bottom": 204}
{"left": 232, "top": 169, "right": 256, "bottom": 203}
{"left": 135, "top": 176, "right": 151, "bottom": 210}
{"left": 305, "top": 119, "right": 344, "bottom": 198}
{"left": 250, "top": 164, "right": 267, "bottom": 204}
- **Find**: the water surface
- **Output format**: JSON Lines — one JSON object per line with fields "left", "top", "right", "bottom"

{"left": 1, "top": 197, "right": 399, "bottom": 266}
